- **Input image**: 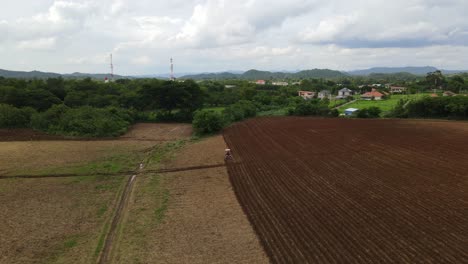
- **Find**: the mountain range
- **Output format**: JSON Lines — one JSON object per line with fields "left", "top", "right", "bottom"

{"left": 0, "top": 69, "right": 127, "bottom": 80}
{"left": 347, "top": 66, "right": 468, "bottom": 76}
{"left": 1, "top": 66, "right": 468, "bottom": 80}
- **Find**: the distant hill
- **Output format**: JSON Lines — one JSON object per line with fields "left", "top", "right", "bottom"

{"left": 0, "top": 69, "right": 127, "bottom": 80}
{"left": 348, "top": 66, "right": 468, "bottom": 76}
{"left": 0, "top": 69, "right": 61, "bottom": 79}
{"left": 181, "top": 68, "right": 346, "bottom": 80}
{"left": 180, "top": 72, "right": 240, "bottom": 80}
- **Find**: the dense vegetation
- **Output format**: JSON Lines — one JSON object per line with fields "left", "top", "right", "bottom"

{"left": 1, "top": 70, "right": 467, "bottom": 136}
{"left": 388, "top": 96, "right": 468, "bottom": 119}
{"left": 0, "top": 77, "right": 203, "bottom": 136}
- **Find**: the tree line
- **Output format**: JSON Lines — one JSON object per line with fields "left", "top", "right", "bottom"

{"left": 0, "top": 77, "right": 203, "bottom": 136}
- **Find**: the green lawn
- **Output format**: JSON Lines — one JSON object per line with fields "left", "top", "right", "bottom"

{"left": 257, "top": 108, "right": 289, "bottom": 117}
{"left": 329, "top": 99, "right": 347, "bottom": 108}
{"left": 203, "top": 107, "right": 225, "bottom": 113}
{"left": 338, "top": 94, "right": 430, "bottom": 114}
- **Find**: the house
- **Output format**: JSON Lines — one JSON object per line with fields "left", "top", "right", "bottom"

{"left": 443, "top": 91, "right": 456, "bottom": 97}
{"left": 318, "top": 90, "right": 331, "bottom": 99}
{"left": 361, "top": 88, "right": 385, "bottom": 100}
{"left": 255, "top": 80, "right": 266, "bottom": 85}
{"left": 344, "top": 108, "right": 359, "bottom": 116}
{"left": 390, "top": 86, "right": 407, "bottom": 94}
{"left": 430, "top": 93, "right": 438, "bottom": 97}
{"left": 298, "top": 91, "right": 315, "bottom": 100}
{"left": 336, "top": 88, "right": 354, "bottom": 99}
{"left": 272, "top": 81, "right": 288, "bottom": 86}
{"left": 225, "top": 85, "right": 236, "bottom": 89}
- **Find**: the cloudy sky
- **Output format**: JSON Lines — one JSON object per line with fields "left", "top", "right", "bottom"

{"left": 1, "top": 0, "right": 468, "bottom": 75}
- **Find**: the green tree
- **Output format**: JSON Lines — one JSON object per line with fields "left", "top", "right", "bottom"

{"left": 192, "top": 109, "right": 225, "bottom": 135}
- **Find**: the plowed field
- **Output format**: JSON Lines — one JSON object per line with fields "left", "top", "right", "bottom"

{"left": 223, "top": 117, "right": 468, "bottom": 263}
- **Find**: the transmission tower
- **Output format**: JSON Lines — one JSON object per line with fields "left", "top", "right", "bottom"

{"left": 170, "top": 57, "right": 174, "bottom": 81}
{"left": 110, "top": 54, "right": 114, "bottom": 81}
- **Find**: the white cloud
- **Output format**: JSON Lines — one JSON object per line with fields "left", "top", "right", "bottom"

{"left": 0, "top": 0, "right": 468, "bottom": 74}
{"left": 17, "top": 37, "right": 57, "bottom": 50}
{"left": 131, "top": 56, "right": 152, "bottom": 65}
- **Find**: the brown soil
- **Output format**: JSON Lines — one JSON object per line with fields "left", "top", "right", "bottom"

{"left": 0, "top": 123, "right": 193, "bottom": 142}
{"left": 0, "top": 176, "right": 126, "bottom": 264}
{"left": 112, "top": 136, "right": 268, "bottom": 263}
{"left": 121, "top": 123, "right": 193, "bottom": 141}
{"left": 224, "top": 117, "right": 468, "bottom": 263}
{"left": 0, "top": 129, "right": 65, "bottom": 141}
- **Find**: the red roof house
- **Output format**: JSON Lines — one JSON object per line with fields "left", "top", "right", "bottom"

{"left": 361, "top": 88, "right": 385, "bottom": 100}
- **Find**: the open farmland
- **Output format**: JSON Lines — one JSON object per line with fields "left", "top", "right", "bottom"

{"left": 1, "top": 124, "right": 266, "bottom": 263}
{"left": 224, "top": 117, "right": 468, "bottom": 263}
{"left": 0, "top": 124, "right": 192, "bottom": 263}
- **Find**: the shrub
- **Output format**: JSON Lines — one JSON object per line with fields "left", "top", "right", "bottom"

{"left": 31, "top": 104, "right": 69, "bottom": 132}
{"left": 386, "top": 99, "right": 408, "bottom": 118}
{"left": 288, "top": 99, "right": 332, "bottom": 116}
{"left": 31, "top": 105, "right": 132, "bottom": 137}
{"left": 405, "top": 96, "right": 468, "bottom": 119}
{"left": 223, "top": 100, "right": 257, "bottom": 122}
{"left": 355, "top": 107, "right": 382, "bottom": 118}
{"left": 0, "top": 104, "right": 36, "bottom": 128}
{"left": 59, "top": 107, "right": 132, "bottom": 137}
{"left": 192, "top": 110, "right": 225, "bottom": 135}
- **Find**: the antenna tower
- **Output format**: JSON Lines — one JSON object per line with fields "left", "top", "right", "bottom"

{"left": 170, "top": 57, "right": 174, "bottom": 81}
{"left": 110, "top": 54, "right": 114, "bottom": 81}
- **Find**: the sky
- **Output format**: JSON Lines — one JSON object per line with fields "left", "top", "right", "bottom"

{"left": 1, "top": 0, "right": 468, "bottom": 75}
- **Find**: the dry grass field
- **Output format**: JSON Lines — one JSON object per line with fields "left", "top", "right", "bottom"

{"left": 111, "top": 136, "right": 267, "bottom": 264}
{"left": 0, "top": 124, "right": 192, "bottom": 263}
{"left": 0, "top": 124, "right": 266, "bottom": 264}
{"left": 0, "top": 176, "right": 125, "bottom": 264}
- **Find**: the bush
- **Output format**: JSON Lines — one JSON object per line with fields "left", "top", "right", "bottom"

{"left": 192, "top": 109, "right": 225, "bottom": 135}
{"left": 288, "top": 99, "right": 332, "bottom": 116}
{"left": 355, "top": 107, "right": 382, "bottom": 118}
{"left": 386, "top": 99, "right": 408, "bottom": 118}
{"left": 223, "top": 100, "right": 257, "bottom": 122}
{"left": 0, "top": 104, "right": 36, "bottom": 128}
{"left": 405, "top": 96, "right": 468, "bottom": 119}
{"left": 31, "top": 105, "right": 132, "bottom": 137}
{"left": 31, "top": 104, "right": 69, "bottom": 132}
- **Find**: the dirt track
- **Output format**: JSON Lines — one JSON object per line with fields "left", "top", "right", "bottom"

{"left": 224, "top": 117, "right": 468, "bottom": 263}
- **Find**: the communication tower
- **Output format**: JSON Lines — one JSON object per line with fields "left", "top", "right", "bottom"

{"left": 110, "top": 54, "right": 114, "bottom": 81}
{"left": 170, "top": 57, "right": 175, "bottom": 81}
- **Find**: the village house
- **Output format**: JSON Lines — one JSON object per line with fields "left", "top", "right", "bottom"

{"left": 298, "top": 91, "right": 315, "bottom": 100}
{"left": 318, "top": 90, "right": 331, "bottom": 99}
{"left": 336, "top": 88, "right": 354, "bottom": 99}
{"left": 255, "top": 80, "right": 266, "bottom": 85}
{"left": 361, "top": 88, "right": 385, "bottom": 100}
{"left": 390, "top": 86, "right": 407, "bottom": 94}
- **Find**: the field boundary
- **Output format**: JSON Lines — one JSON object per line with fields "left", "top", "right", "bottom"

{"left": 0, "top": 164, "right": 228, "bottom": 180}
